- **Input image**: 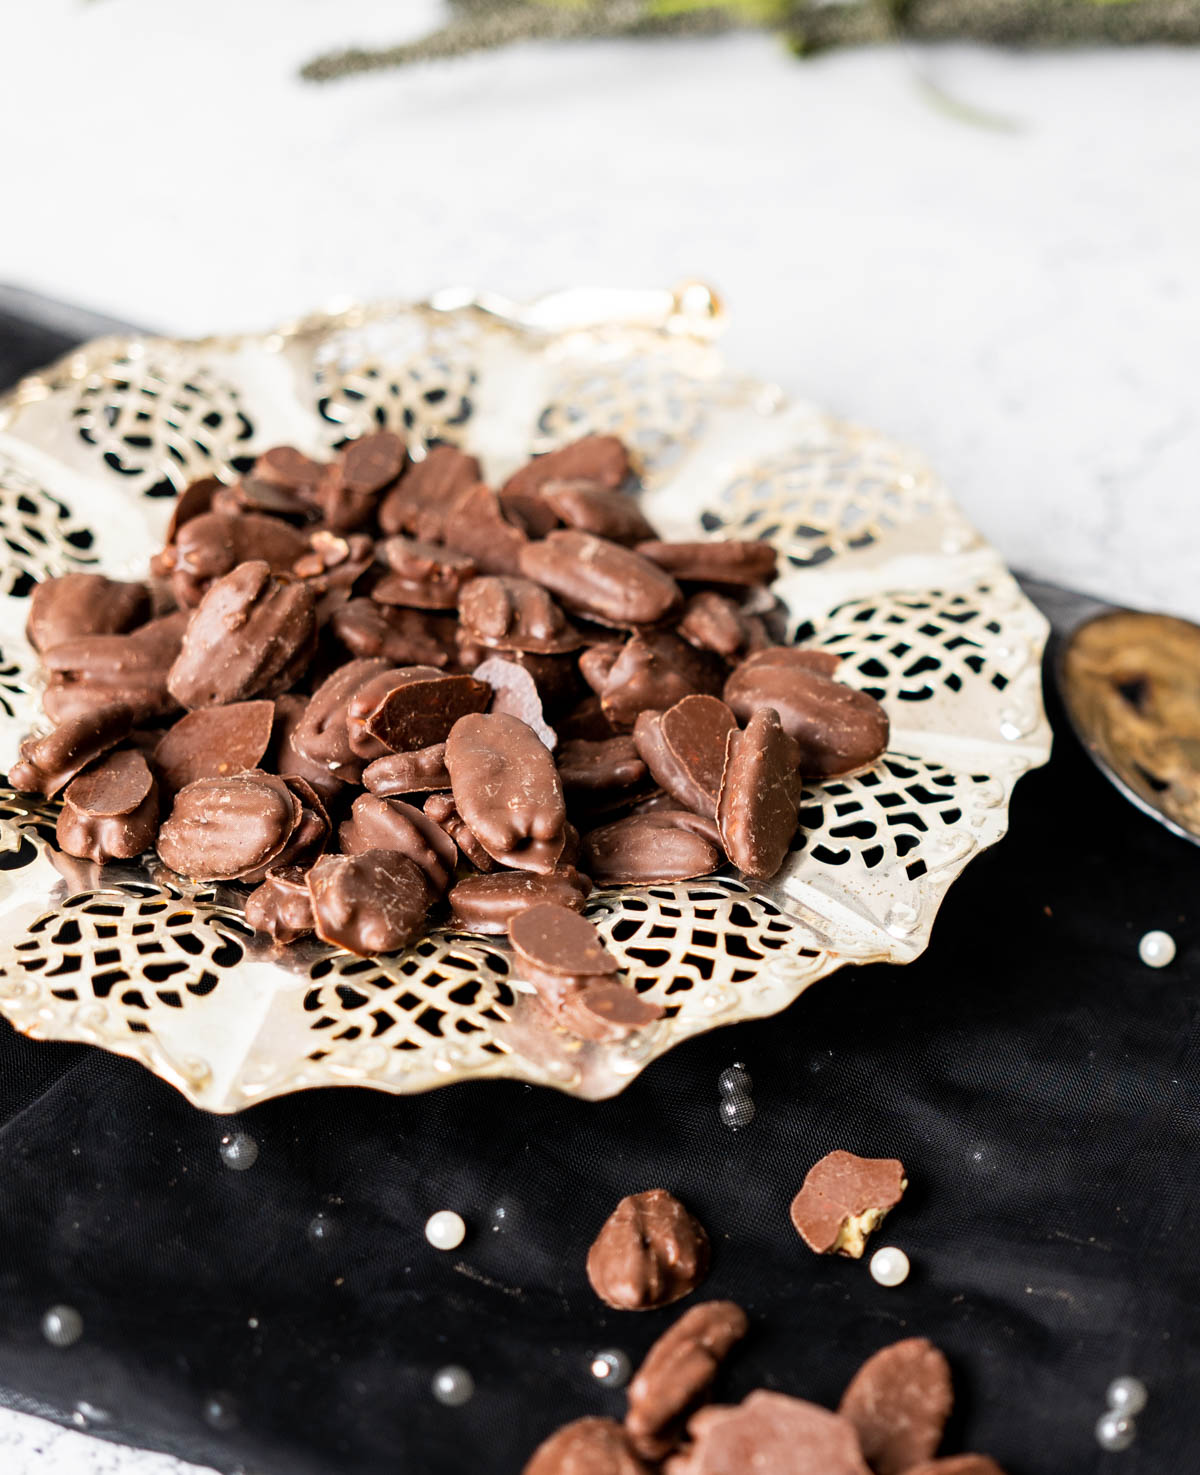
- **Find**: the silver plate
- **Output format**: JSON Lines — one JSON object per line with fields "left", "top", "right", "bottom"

{"left": 0, "top": 285, "right": 1051, "bottom": 1111}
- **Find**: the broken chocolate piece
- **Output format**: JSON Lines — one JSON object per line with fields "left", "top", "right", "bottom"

{"left": 473, "top": 656, "right": 556, "bottom": 750}
{"left": 625, "top": 1301, "right": 749, "bottom": 1461}
{"left": 55, "top": 749, "right": 160, "bottom": 862}
{"left": 244, "top": 866, "right": 316, "bottom": 944}
{"left": 633, "top": 696, "right": 735, "bottom": 820}
{"left": 152, "top": 700, "right": 276, "bottom": 795}
{"left": 788, "top": 1150, "right": 907, "bottom": 1258}
{"left": 715, "top": 708, "right": 803, "bottom": 880}
{"left": 292, "top": 659, "right": 393, "bottom": 782}
{"left": 361, "top": 670, "right": 492, "bottom": 755}
{"left": 423, "top": 792, "right": 495, "bottom": 872}
{"left": 586, "top": 1188, "right": 710, "bottom": 1312}
{"left": 330, "top": 598, "right": 454, "bottom": 667}
{"left": 838, "top": 1339, "right": 953, "bottom": 1475}
{"left": 306, "top": 848, "right": 431, "bottom": 956}
{"left": 522, "top": 1418, "right": 651, "bottom": 1475}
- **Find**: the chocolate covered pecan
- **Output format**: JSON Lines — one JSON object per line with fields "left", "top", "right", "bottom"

{"left": 306, "top": 849, "right": 431, "bottom": 956}
{"left": 625, "top": 1301, "right": 749, "bottom": 1460}
{"left": 373, "top": 536, "right": 477, "bottom": 609}
{"left": 359, "top": 670, "right": 492, "bottom": 755}
{"left": 789, "top": 1150, "right": 907, "bottom": 1258}
{"left": 523, "top": 1418, "right": 651, "bottom": 1475}
{"left": 27, "top": 573, "right": 150, "bottom": 654}
{"left": 724, "top": 658, "right": 887, "bottom": 777}
{"left": 55, "top": 749, "right": 160, "bottom": 862}
{"left": 443, "top": 484, "right": 530, "bottom": 576}
{"left": 838, "top": 1339, "right": 953, "bottom": 1475}
{"left": 167, "top": 561, "right": 316, "bottom": 708}
{"left": 459, "top": 575, "right": 583, "bottom": 655}
{"left": 445, "top": 712, "right": 567, "bottom": 872}
{"left": 715, "top": 708, "right": 803, "bottom": 880}
{"left": 41, "top": 611, "right": 187, "bottom": 724}
{"left": 633, "top": 696, "right": 735, "bottom": 819}
{"left": 377, "top": 444, "right": 482, "bottom": 539}
{"left": 519, "top": 532, "right": 681, "bottom": 628}
{"left": 586, "top": 1189, "right": 709, "bottom": 1311}
{"left": 338, "top": 793, "right": 458, "bottom": 893}
{"left": 668, "top": 1392, "right": 870, "bottom": 1475}
{"left": 329, "top": 598, "right": 454, "bottom": 667}
{"left": 635, "top": 539, "right": 777, "bottom": 587}
{"left": 157, "top": 770, "right": 301, "bottom": 881}
{"left": 9, "top": 704, "right": 133, "bottom": 797}
{"left": 538, "top": 481, "right": 656, "bottom": 546}
{"left": 676, "top": 590, "right": 770, "bottom": 662}
{"left": 165, "top": 511, "right": 311, "bottom": 607}
{"left": 502, "top": 435, "right": 630, "bottom": 496}
{"left": 291, "top": 659, "right": 393, "bottom": 782}
{"left": 448, "top": 868, "right": 591, "bottom": 935}
{"left": 362, "top": 743, "right": 451, "bottom": 796}
{"left": 153, "top": 700, "right": 276, "bottom": 795}
{"left": 582, "top": 812, "right": 722, "bottom": 885}
{"left": 245, "top": 866, "right": 316, "bottom": 944}
{"left": 473, "top": 656, "right": 556, "bottom": 750}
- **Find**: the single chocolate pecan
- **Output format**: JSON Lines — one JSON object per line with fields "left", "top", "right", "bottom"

{"left": 502, "top": 435, "right": 631, "bottom": 496}
{"left": 445, "top": 712, "right": 567, "bottom": 872}
{"left": 556, "top": 736, "right": 647, "bottom": 794}
{"left": 330, "top": 598, "right": 454, "bottom": 667}
{"left": 243, "top": 773, "right": 329, "bottom": 882}
{"left": 157, "top": 771, "right": 301, "bottom": 881}
{"left": 338, "top": 793, "right": 458, "bottom": 893}
{"left": 676, "top": 591, "right": 771, "bottom": 663}
{"left": 597, "top": 634, "right": 725, "bottom": 732}
{"left": 372, "top": 536, "right": 476, "bottom": 610}
{"left": 377, "top": 444, "right": 482, "bottom": 539}
{"left": 443, "top": 484, "right": 530, "bottom": 576}
{"left": 167, "top": 560, "right": 316, "bottom": 709}
{"left": 789, "top": 1150, "right": 907, "bottom": 1258}
{"left": 165, "top": 511, "right": 311, "bottom": 606}
{"left": 312, "top": 431, "right": 406, "bottom": 531}
{"left": 519, "top": 532, "right": 680, "bottom": 628}
{"left": 252, "top": 445, "right": 324, "bottom": 494}
{"left": 634, "top": 539, "right": 777, "bottom": 587}
{"left": 8, "top": 704, "right": 134, "bottom": 797}
{"left": 163, "top": 476, "right": 220, "bottom": 546}
{"left": 41, "top": 611, "right": 188, "bottom": 725}
{"left": 211, "top": 477, "right": 317, "bottom": 524}
{"left": 498, "top": 488, "right": 561, "bottom": 539}
{"left": 582, "top": 813, "right": 722, "bottom": 886}
{"left": 668, "top": 1392, "right": 870, "bottom": 1475}
{"left": 459, "top": 575, "right": 583, "bottom": 655}
{"left": 362, "top": 743, "right": 451, "bottom": 796}
{"left": 292, "top": 659, "right": 393, "bottom": 782}
{"left": 244, "top": 866, "right": 316, "bottom": 944}
{"left": 152, "top": 700, "right": 276, "bottom": 795}
{"left": 625, "top": 1301, "right": 749, "bottom": 1460}
{"left": 27, "top": 573, "right": 150, "bottom": 654}
{"left": 538, "top": 480, "right": 657, "bottom": 546}
{"left": 724, "top": 657, "right": 887, "bottom": 777}
{"left": 306, "top": 849, "right": 431, "bottom": 956}
{"left": 715, "top": 708, "right": 803, "bottom": 880}
{"left": 838, "top": 1339, "right": 954, "bottom": 1475}
{"left": 522, "top": 1418, "right": 651, "bottom": 1475}
{"left": 448, "top": 868, "right": 591, "bottom": 935}
{"left": 55, "top": 749, "right": 160, "bottom": 863}
{"left": 586, "top": 1189, "right": 710, "bottom": 1311}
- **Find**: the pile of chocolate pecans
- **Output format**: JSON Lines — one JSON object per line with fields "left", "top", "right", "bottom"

{"left": 524, "top": 1181, "right": 1006, "bottom": 1474}
{"left": 9, "top": 431, "right": 889, "bottom": 1035}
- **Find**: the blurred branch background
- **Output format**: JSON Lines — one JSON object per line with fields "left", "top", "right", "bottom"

{"left": 302, "top": 0, "right": 1200, "bottom": 81}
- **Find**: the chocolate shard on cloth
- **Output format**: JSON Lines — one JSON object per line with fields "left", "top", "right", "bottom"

{"left": 244, "top": 866, "right": 316, "bottom": 944}
{"left": 445, "top": 712, "right": 567, "bottom": 872}
{"left": 625, "top": 1301, "right": 749, "bottom": 1460}
{"left": 789, "top": 1150, "right": 907, "bottom": 1258}
{"left": 167, "top": 560, "right": 316, "bottom": 708}
{"left": 715, "top": 707, "right": 803, "bottom": 880}
{"left": 586, "top": 1189, "right": 709, "bottom": 1311}
{"left": 306, "top": 849, "right": 431, "bottom": 957}
{"left": 838, "top": 1339, "right": 954, "bottom": 1475}
{"left": 522, "top": 1417, "right": 652, "bottom": 1475}
{"left": 26, "top": 573, "right": 150, "bottom": 653}
{"left": 152, "top": 700, "right": 276, "bottom": 795}
{"left": 55, "top": 749, "right": 160, "bottom": 863}
{"left": 666, "top": 1391, "right": 870, "bottom": 1475}
{"left": 8, "top": 704, "right": 134, "bottom": 797}
{"left": 724, "top": 655, "right": 888, "bottom": 777}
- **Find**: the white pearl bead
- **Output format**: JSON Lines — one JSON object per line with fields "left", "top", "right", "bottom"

{"left": 1095, "top": 1410, "right": 1136, "bottom": 1452}
{"left": 425, "top": 1210, "right": 467, "bottom": 1251}
{"left": 1138, "top": 930, "right": 1176, "bottom": 968}
{"left": 719, "top": 1093, "right": 756, "bottom": 1129}
{"left": 590, "top": 1349, "right": 632, "bottom": 1388}
{"left": 41, "top": 1305, "right": 83, "bottom": 1347}
{"left": 219, "top": 1132, "right": 258, "bottom": 1171}
{"left": 1106, "top": 1376, "right": 1148, "bottom": 1415}
{"left": 869, "top": 1246, "right": 910, "bottom": 1287}
{"left": 432, "top": 1365, "right": 474, "bottom": 1406}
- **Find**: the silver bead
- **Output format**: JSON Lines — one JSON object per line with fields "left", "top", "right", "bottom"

{"left": 1095, "top": 1410, "right": 1136, "bottom": 1452}
{"left": 718, "top": 1092, "right": 756, "bottom": 1129}
{"left": 590, "top": 1349, "right": 632, "bottom": 1388}
{"left": 431, "top": 1365, "right": 474, "bottom": 1406}
{"left": 203, "top": 1393, "right": 239, "bottom": 1431}
{"left": 307, "top": 1212, "right": 335, "bottom": 1244}
{"left": 1106, "top": 1376, "right": 1148, "bottom": 1416}
{"left": 717, "top": 1063, "right": 753, "bottom": 1096}
{"left": 1138, "top": 930, "right": 1176, "bottom": 968}
{"left": 41, "top": 1305, "right": 83, "bottom": 1347}
{"left": 219, "top": 1132, "right": 258, "bottom": 1171}
{"left": 71, "top": 1402, "right": 109, "bottom": 1430}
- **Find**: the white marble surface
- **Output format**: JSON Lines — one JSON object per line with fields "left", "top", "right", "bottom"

{"left": 1, "top": 5, "right": 1199, "bottom": 1471}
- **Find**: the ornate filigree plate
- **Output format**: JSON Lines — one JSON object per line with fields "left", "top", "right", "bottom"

{"left": 0, "top": 286, "right": 1051, "bottom": 1110}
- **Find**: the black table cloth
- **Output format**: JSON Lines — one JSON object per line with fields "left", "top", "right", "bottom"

{"left": 0, "top": 303, "right": 1197, "bottom": 1475}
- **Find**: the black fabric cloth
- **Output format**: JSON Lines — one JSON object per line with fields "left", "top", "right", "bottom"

{"left": 1, "top": 311, "right": 1198, "bottom": 1475}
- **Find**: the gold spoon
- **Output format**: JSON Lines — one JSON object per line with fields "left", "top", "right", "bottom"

{"left": 1019, "top": 575, "right": 1200, "bottom": 845}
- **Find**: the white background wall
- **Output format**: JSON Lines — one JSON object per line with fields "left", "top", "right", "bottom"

{"left": 0, "top": 4, "right": 1198, "bottom": 1469}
